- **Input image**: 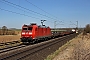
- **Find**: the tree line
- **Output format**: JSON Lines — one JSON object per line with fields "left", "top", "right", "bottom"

{"left": 0, "top": 26, "right": 15, "bottom": 35}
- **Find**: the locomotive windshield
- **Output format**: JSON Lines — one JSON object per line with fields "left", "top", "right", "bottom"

{"left": 23, "top": 28, "right": 27, "bottom": 30}
{"left": 28, "top": 27, "right": 32, "bottom": 30}
{"left": 23, "top": 27, "right": 32, "bottom": 30}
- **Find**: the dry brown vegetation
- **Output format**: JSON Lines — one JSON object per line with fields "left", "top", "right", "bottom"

{"left": 0, "top": 35, "right": 21, "bottom": 43}
{"left": 71, "top": 33, "right": 90, "bottom": 60}
{"left": 83, "top": 24, "right": 90, "bottom": 35}
{"left": 0, "top": 26, "right": 21, "bottom": 35}
{"left": 0, "top": 26, "right": 21, "bottom": 43}
{"left": 0, "top": 30, "right": 21, "bottom": 43}
{"left": 52, "top": 33, "right": 90, "bottom": 60}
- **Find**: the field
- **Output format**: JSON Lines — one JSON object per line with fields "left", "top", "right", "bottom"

{"left": 0, "top": 30, "right": 21, "bottom": 43}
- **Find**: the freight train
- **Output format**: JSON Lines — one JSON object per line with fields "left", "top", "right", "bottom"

{"left": 20, "top": 23, "right": 76, "bottom": 43}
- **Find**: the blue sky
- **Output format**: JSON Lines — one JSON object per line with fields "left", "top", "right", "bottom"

{"left": 0, "top": 0, "right": 90, "bottom": 29}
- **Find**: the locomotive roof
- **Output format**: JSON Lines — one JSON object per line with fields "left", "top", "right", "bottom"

{"left": 38, "top": 25, "right": 49, "bottom": 28}
{"left": 23, "top": 24, "right": 50, "bottom": 28}
{"left": 23, "top": 23, "right": 37, "bottom": 26}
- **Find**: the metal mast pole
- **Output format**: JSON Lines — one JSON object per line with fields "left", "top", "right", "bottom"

{"left": 54, "top": 21, "right": 56, "bottom": 31}
{"left": 76, "top": 21, "right": 78, "bottom": 28}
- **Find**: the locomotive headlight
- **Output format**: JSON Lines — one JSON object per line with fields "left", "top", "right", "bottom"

{"left": 29, "top": 32, "right": 32, "bottom": 34}
{"left": 72, "top": 29, "right": 75, "bottom": 32}
{"left": 22, "top": 32, "right": 25, "bottom": 34}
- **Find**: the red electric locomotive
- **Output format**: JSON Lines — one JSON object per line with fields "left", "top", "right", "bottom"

{"left": 20, "top": 23, "right": 51, "bottom": 43}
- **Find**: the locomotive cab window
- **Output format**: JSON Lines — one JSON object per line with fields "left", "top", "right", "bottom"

{"left": 23, "top": 27, "right": 32, "bottom": 30}
{"left": 28, "top": 27, "right": 32, "bottom": 30}
{"left": 23, "top": 28, "right": 27, "bottom": 30}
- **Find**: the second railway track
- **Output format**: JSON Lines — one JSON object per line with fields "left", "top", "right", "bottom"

{"left": 0, "top": 40, "right": 22, "bottom": 49}
{"left": 0, "top": 33, "right": 78, "bottom": 60}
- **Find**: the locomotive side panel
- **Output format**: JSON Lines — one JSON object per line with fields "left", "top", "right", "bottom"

{"left": 43, "top": 28, "right": 46, "bottom": 36}
{"left": 39, "top": 28, "right": 43, "bottom": 37}
{"left": 47, "top": 27, "right": 51, "bottom": 36}
{"left": 34, "top": 27, "right": 38, "bottom": 39}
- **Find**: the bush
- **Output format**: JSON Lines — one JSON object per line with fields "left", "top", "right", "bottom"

{"left": 84, "top": 24, "right": 90, "bottom": 34}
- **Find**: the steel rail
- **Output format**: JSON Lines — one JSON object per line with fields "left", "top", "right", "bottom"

{"left": 0, "top": 33, "right": 78, "bottom": 60}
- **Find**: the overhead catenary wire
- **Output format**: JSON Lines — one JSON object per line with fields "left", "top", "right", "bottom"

{"left": 1, "top": 0, "right": 56, "bottom": 20}
{"left": 0, "top": 0, "right": 43, "bottom": 19}
{"left": 0, "top": 0, "right": 66, "bottom": 28}
{"left": 24, "top": 0, "right": 65, "bottom": 24}
{"left": 25, "top": 0, "right": 58, "bottom": 20}
{"left": 0, "top": 8, "right": 40, "bottom": 19}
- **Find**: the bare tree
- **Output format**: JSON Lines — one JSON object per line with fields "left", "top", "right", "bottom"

{"left": 2, "top": 26, "right": 7, "bottom": 35}
{"left": 84, "top": 24, "right": 90, "bottom": 33}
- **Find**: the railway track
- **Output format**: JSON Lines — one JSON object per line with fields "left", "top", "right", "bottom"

{"left": 0, "top": 33, "right": 78, "bottom": 60}
{"left": 0, "top": 40, "right": 22, "bottom": 49}
{"left": 0, "top": 41, "right": 27, "bottom": 57}
{"left": 0, "top": 44, "right": 26, "bottom": 53}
